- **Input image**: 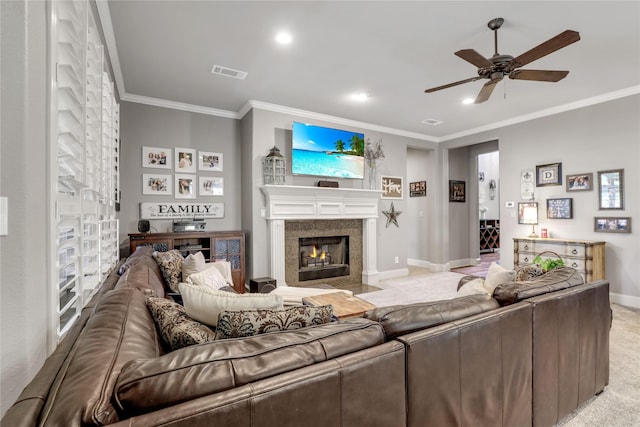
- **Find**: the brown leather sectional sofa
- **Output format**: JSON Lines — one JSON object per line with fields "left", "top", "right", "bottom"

{"left": 2, "top": 252, "right": 611, "bottom": 427}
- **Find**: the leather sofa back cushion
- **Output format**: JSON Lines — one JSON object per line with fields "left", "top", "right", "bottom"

{"left": 114, "top": 318, "right": 384, "bottom": 416}
{"left": 115, "top": 262, "right": 166, "bottom": 298}
{"left": 493, "top": 266, "right": 584, "bottom": 306}
{"left": 118, "top": 245, "right": 155, "bottom": 275}
{"left": 40, "top": 288, "right": 161, "bottom": 426}
{"left": 363, "top": 294, "right": 499, "bottom": 340}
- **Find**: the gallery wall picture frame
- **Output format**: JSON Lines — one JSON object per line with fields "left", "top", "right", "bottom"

{"left": 175, "top": 148, "right": 197, "bottom": 173}
{"left": 199, "top": 176, "right": 224, "bottom": 196}
{"left": 566, "top": 173, "right": 593, "bottom": 192}
{"left": 546, "top": 198, "right": 573, "bottom": 219}
{"left": 594, "top": 217, "right": 631, "bottom": 233}
{"left": 409, "top": 181, "right": 426, "bottom": 197}
{"left": 142, "top": 146, "right": 171, "bottom": 169}
{"left": 449, "top": 180, "right": 466, "bottom": 202}
{"left": 536, "top": 162, "right": 562, "bottom": 187}
{"left": 142, "top": 174, "right": 172, "bottom": 195}
{"left": 175, "top": 174, "right": 196, "bottom": 199}
{"left": 598, "top": 169, "right": 624, "bottom": 210}
{"left": 199, "top": 151, "right": 223, "bottom": 172}
{"left": 381, "top": 176, "right": 403, "bottom": 199}
{"left": 518, "top": 201, "right": 538, "bottom": 224}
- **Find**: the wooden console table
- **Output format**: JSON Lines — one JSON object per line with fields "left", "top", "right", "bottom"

{"left": 513, "top": 237, "right": 605, "bottom": 282}
{"left": 129, "top": 231, "right": 246, "bottom": 293}
{"left": 303, "top": 292, "right": 376, "bottom": 320}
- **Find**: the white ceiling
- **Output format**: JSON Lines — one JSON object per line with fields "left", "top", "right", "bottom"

{"left": 102, "top": 1, "right": 640, "bottom": 141}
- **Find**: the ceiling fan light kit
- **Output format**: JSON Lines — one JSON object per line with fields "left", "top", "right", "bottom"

{"left": 425, "top": 18, "right": 580, "bottom": 103}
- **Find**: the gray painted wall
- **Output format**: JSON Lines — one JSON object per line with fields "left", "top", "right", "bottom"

{"left": 444, "top": 95, "right": 640, "bottom": 303}
{"left": 118, "top": 102, "right": 242, "bottom": 246}
{"left": 406, "top": 148, "right": 432, "bottom": 262}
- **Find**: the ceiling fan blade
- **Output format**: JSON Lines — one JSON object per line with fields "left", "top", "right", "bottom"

{"left": 425, "top": 76, "right": 482, "bottom": 93}
{"left": 475, "top": 79, "right": 501, "bottom": 103}
{"left": 510, "top": 30, "right": 580, "bottom": 69}
{"left": 509, "top": 69, "right": 569, "bottom": 82}
{"left": 455, "top": 49, "right": 494, "bottom": 69}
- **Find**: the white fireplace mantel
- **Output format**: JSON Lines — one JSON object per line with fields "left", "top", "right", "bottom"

{"left": 260, "top": 185, "right": 381, "bottom": 285}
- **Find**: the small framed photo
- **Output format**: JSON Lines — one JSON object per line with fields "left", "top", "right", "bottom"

{"left": 175, "top": 174, "right": 196, "bottom": 199}
{"left": 595, "top": 217, "right": 631, "bottom": 233}
{"left": 142, "top": 174, "right": 172, "bottom": 195}
{"left": 381, "top": 176, "right": 403, "bottom": 199}
{"left": 199, "top": 176, "right": 223, "bottom": 196}
{"left": 566, "top": 173, "right": 593, "bottom": 192}
{"left": 536, "top": 162, "right": 562, "bottom": 187}
{"left": 410, "top": 181, "right": 426, "bottom": 197}
{"left": 546, "top": 198, "right": 573, "bottom": 219}
{"left": 175, "top": 148, "right": 196, "bottom": 173}
{"left": 449, "top": 180, "right": 466, "bottom": 202}
{"left": 598, "top": 169, "right": 624, "bottom": 210}
{"left": 199, "top": 151, "right": 223, "bottom": 172}
{"left": 142, "top": 146, "right": 170, "bottom": 169}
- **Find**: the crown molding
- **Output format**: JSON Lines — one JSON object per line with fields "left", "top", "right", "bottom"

{"left": 122, "top": 93, "right": 239, "bottom": 119}
{"left": 439, "top": 85, "right": 640, "bottom": 142}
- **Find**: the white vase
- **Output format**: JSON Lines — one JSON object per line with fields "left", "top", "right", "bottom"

{"left": 368, "top": 164, "right": 377, "bottom": 190}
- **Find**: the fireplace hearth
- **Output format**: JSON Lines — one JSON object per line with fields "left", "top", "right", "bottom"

{"left": 298, "top": 236, "right": 349, "bottom": 281}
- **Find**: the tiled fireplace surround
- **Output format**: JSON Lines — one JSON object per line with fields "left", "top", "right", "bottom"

{"left": 260, "top": 185, "right": 381, "bottom": 287}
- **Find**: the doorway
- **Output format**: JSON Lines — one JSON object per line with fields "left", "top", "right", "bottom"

{"left": 478, "top": 151, "right": 500, "bottom": 263}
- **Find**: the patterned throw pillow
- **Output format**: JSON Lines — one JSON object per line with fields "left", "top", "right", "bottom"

{"left": 214, "top": 305, "right": 334, "bottom": 340}
{"left": 152, "top": 250, "right": 184, "bottom": 292}
{"left": 146, "top": 297, "right": 216, "bottom": 350}
{"left": 515, "top": 264, "right": 545, "bottom": 281}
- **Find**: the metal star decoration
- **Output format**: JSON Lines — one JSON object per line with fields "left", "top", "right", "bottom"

{"left": 382, "top": 202, "right": 402, "bottom": 228}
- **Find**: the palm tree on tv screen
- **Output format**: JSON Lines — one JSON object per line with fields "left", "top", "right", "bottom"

{"left": 335, "top": 139, "right": 345, "bottom": 153}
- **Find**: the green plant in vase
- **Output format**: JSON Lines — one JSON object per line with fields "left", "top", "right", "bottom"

{"left": 533, "top": 254, "right": 565, "bottom": 272}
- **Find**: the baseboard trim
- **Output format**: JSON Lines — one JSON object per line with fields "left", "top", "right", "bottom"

{"left": 407, "top": 258, "right": 450, "bottom": 272}
{"left": 448, "top": 258, "right": 479, "bottom": 269}
{"left": 610, "top": 292, "right": 640, "bottom": 309}
{"left": 377, "top": 268, "right": 409, "bottom": 282}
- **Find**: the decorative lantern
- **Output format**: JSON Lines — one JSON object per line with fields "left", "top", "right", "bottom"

{"left": 262, "top": 146, "right": 286, "bottom": 185}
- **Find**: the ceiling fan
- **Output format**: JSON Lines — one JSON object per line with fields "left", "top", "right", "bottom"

{"left": 424, "top": 18, "right": 580, "bottom": 103}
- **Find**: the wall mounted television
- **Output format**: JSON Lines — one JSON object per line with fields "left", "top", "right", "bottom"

{"left": 291, "top": 121, "right": 365, "bottom": 179}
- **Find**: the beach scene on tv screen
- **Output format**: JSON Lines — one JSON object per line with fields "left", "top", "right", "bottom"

{"left": 292, "top": 122, "right": 365, "bottom": 179}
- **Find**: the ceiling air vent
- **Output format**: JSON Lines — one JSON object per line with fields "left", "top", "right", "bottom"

{"left": 211, "top": 65, "right": 248, "bottom": 80}
{"left": 421, "top": 118, "right": 443, "bottom": 126}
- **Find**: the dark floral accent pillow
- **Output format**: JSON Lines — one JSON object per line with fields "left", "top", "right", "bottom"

{"left": 146, "top": 297, "right": 216, "bottom": 350}
{"left": 215, "top": 305, "right": 334, "bottom": 340}
{"left": 515, "top": 264, "right": 545, "bottom": 281}
{"left": 152, "top": 249, "right": 184, "bottom": 292}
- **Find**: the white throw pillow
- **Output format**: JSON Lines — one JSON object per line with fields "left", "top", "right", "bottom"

{"left": 182, "top": 252, "right": 207, "bottom": 281}
{"left": 179, "top": 282, "right": 283, "bottom": 326}
{"left": 483, "top": 262, "right": 515, "bottom": 294}
{"left": 456, "top": 278, "right": 491, "bottom": 297}
{"left": 206, "top": 261, "right": 233, "bottom": 285}
{"left": 185, "top": 264, "right": 229, "bottom": 290}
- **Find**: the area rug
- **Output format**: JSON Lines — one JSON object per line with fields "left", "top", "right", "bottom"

{"left": 358, "top": 271, "right": 465, "bottom": 307}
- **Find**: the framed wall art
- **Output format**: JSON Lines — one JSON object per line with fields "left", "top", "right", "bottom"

{"left": 536, "top": 162, "right": 562, "bottom": 187}
{"left": 142, "top": 146, "right": 170, "bottom": 169}
{"left": 199, "top": 151, "right": 223, "bottom": 172}
{"left": 598, "top": 169, "right": 624, "bottom": 210}
{"left": 199, "top": 176, "right": 224, "bottom": 196}
{"left": 175, "top": 174, "right": 196, "bottom": 199}
{"left": 175, "top": 148, "right": 196, "bottom": 173}
{"left": 449, "top": 180, "right": 465, "bottom": 202}
{"left": 595, "top": 217, "right": 631, "bottom": 233}
{"left": 566, "top": 173, "right": 593, "bottom": 192}
{"left": 546, "top": 198, "right": 573, "bottom": 219}
{"left": 142, "top": 174, "right": 172, "bottom": 195}
{"left": 409, "top": 181, "right": 426, "bottom": 197}
{"left": 381, "top": 176, "right": 403, "bottom": 199}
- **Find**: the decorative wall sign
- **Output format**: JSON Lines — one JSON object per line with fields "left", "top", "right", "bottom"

{"left": 546, "top": 198, "right": 573, "bottom": 219}
{"left": 594, "top": 217, "right": 631, "bottom": 233}
{"left": 140, "top": 202, "right": 224, "bottom": 219}
{"left": 382, "top": 202, "right": 402, "bottom": 228}
{"left": 536, "top": 162, "right": 562, "bottom": 186}
{"left": 410, "top": 181, "right": 426, "bottom": 197}
{"left": 381, "top": 176, "right": 403, "bottom": 199}
{"left": 449, "top": 180, "right": 466, "bottom": 202}
{"left": 142, "top": 146, "right": 170, "bottom": 169}
{"left": 520, "top": 169, "right": 535, "bottom": 200}
{"left": 142, "top": 174, "right": 171, "bottom": 195}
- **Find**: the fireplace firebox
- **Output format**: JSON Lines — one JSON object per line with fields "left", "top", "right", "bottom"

{"left": 298, "top": 236, "right": 349, "bottom": 281}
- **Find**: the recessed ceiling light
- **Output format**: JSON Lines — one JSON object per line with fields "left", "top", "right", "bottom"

{"left": 351, "top": 92, "right": 370, "bottom": 102}
{"left": 275, "top": 32, "right": 292, "bottom": 44}
{"left": 462, "top": 98, "right": 475, "bottom": 105}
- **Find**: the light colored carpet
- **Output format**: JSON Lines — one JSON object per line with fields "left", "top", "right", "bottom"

{"left": 358, "top": 271, "right": 640, "bottom": 426}
{"left": 358, "top": 271, "right": 464, "bottom": 306}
